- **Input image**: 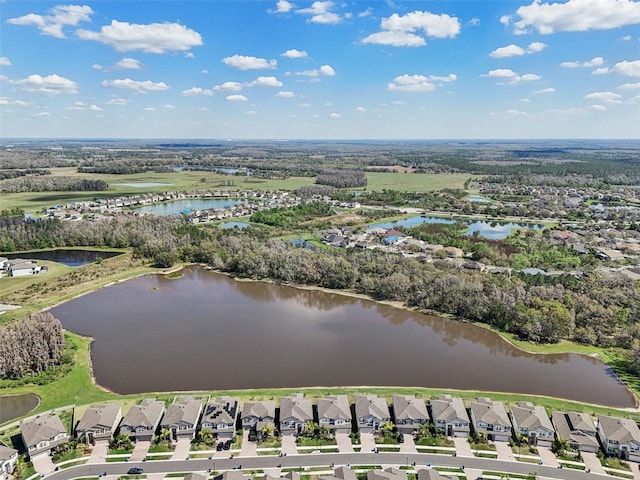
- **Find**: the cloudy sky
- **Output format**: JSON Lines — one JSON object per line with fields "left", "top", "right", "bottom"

{"left": 1, "top": 0, "right": 639, "bottom": 139}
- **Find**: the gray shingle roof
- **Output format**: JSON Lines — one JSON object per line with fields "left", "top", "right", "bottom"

{"left": 20, "top": 415, "right": 66, "bottom": 449}
{"left": 598, "top": 415, "right": 640, "bottom": 443}
{"left": 470, "top": 398, "right": 510, "bottom": 427}
{"left": 242, "top": 401, "right": 275, "bottom": 420}
{"left": 367, "top": 468, "right": 407, "bottom": 480}
{"left": 161, "top": 397, "right": 202, "bottom": 428}
{"left": 392, "top": 395, "right": 429, "bottom": 422}
{"left": 121, "top": 399, "right": 165, "bottom": 429}
{"left": 355, "top": 395, "right": 390, "bottom": 421}
{"left": 202, "top": 396, "right": 238, "bottom": 425}
{"left": 430, "top": 395, "right": 468, "bottom": 424}
{"left": 551, "top": 411, "right": 598, "bottom": 450}
{"left": 318, "top": 395, "right": 351, "bottom": 421}
{"left": 0, "top": 444, "right": 17, "bottom": 463}
{"left": 510, "top": 402, "right": 553, "bottom": 432}
{"left": 280, "top": 394, "right": 313, "bottom": 423}
{"left": 76, "top": 403, "right": 122, "bottom": 433}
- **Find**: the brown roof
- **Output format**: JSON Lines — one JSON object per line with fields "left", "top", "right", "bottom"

{"left": 20, "top": 415, "right": 67, "bottom": 449}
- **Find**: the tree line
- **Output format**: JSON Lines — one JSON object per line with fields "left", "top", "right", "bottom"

{"left": 0, "top": 177, "right": 108, "bottom": 193}
{"left": 0, "top": 312, "right": 65, "bottom": 380}
{"left": 316, "top": 169, "right": 367, "bottom": 188}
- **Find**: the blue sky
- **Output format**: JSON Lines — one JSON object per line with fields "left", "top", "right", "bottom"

{"left": 1, "top": 0, "right": 639, "bottom": 139}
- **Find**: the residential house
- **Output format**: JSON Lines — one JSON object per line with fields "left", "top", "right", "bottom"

{"left": 241, "top": 401, "right": 276, "bottom": 432}
{"left": 200, "top": 396, "right": 239, "bottom": 438}
{"left": 280, "top": 393, "right": 313, "bottom": 436}
{"left": 119, "top": 399, "right": 165, "bottom": 442}
{"left": 429, "top": 395, "right": 470, "bottom": 438}
{"left": 160, "top": 396, "right": 202, "bottom": 440}
{"left": 20, "top": 414, "right": 69, "bottom": 459}
{"left": 597, "top": 415, "right": 640, "bottom": 462}
{"left": 392, "top": 395, "right": 429, "bottom": 434}
{"left": 317, "top": 395, "right": 352, "bottom": 433}
{"left": 509, "top": 402, "right": 554, "bottom": 447}
{"left": 318, "top": 466, "right": 357, "bottom": 480}
{"left": 367, "top": 467, "right": 407, "bottom": 480}
{"left": 8, "top": 259, "right": 45, "bottom": 277}
{"left": 551, "top": 411, "right": 599, "bottom": 453}
{"left": 354, "top": 395, "right": 391, "bottom": 433}
{"left": 75, "top": 403, "right": 122, "bottom": 444}
{"left": 469, "top": 397, "right": 511, "bottom": 442}
{"left": 184, "top": 474, "right": 208, "bottom": 480}
{"left": 417, "top": 469, "right": 454, "bottom": 480}
{"left": 0, "top": 444, "right": 18, "bottom": 480}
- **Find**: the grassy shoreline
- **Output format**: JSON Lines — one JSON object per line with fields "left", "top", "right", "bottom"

{"left": 0, "top": 256, "right": 638, "bottom": 422}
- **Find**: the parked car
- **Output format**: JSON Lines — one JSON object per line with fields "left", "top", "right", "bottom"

{"left": 216, "top": 442, "right": 224, "bottom": 451}
{"left": 127, "top": 468, "right": 144, "bottom": 475}
{"left": 223, "top": 440, "right": 231, "bottom": 450}
{"left": 398, "top": 433, "right": 404, "bottom": 443}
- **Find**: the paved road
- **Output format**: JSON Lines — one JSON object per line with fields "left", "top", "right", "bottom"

{"left": 42, "top": 451, "right": 611, "bottom": 480}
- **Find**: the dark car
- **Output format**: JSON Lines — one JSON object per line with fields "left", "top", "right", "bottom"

{"left": 223, "top": 440, "right": 232, "bottom": 450}
{"left": 216, "top": 442, "right": 224, "bottom": 451}
{"left": 397, "top": 433, "right": 404, "bottom": 443}
{"left": 127, "top": 468, "right": 144, "bottom": 475}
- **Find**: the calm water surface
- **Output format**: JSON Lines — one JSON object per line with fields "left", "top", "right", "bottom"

{"left": 4, "top": 249, "right": 121, "bottom": 267}
{"left": 0, "top": 394, "right": 39, "bottom": 423}
{"left": 135, "top": 199, "right": 242, "bottom": 215}
{"left": 51, "top": 267, "right": 635, "bottom": 407}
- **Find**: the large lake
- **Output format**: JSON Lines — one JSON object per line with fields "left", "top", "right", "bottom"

{"left": 135, "top": 199, "right": 243, "bottom": 216}
{"left": 3, "top": 249, "right": 121, "bottom": 267}
{"left": 51, "top": 267, "right": 635, "bottom": 407}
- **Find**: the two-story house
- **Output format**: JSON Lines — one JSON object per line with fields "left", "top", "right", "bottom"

{"left": 200, "top": 396, "right": 239, "bottom": 439}
{"left": 469, "top": 397, "right": 511, "bottom": 442}
{"left": 317, "top": 395, "right": 352, "bottom": 434}
{"left": 0, "top": 444, "right": 18, "bottom": 480}
{"left": 280, "top": 393, "right": 313, "bottom": 436}
{"left": 160, "top": 396, "right": 202, "bottom": 440}
{"left": 552, "top": 411, "right": 599, "bottom": 453}
{"left": 429, "top": 395, "right": 470, "bottom": 438}
{"left": 354, "top": 395, "right": 391, "bottom": 433}
{"left": 597, "top": 414, "right": 640, "bottom": 462}
{"left": 75, "top": 403, "right": 122, "bottom": 444}
{"left": 392, "top": 395, "right": 429, "bottom": 434}
{"left": 241, "top": 401, "right": 275, "bottom": 432}
{"left": 20, "top": 414, "right": 70, "bottom": 459}
{"left": 119, "top": 399, "right": 165, "bottom": 442}
{"left": 509, "top": 402, "right": 554, "bottom": 447}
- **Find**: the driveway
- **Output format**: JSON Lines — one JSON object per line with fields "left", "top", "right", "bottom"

{"left": 398, "top": 434, "right": 417, "bottom": 453}
{"left": 493, "top": 441, "right": 516, "bottom": 461}
{"left": 453, "top": 437, "right": 473, "bottom": 458}
{"left": 537, "top": 446, "right": 559, "bottom": 467}
{"left": 31, "top": 452, "right": 56, "bottom": 475}
{"left": 281, "top": 434, "right": 297, "bottom": 455}
{"left": 582, "top": 451, "right": 606, "bottom": 475}
{"left": 171, "top": 437, "right": 192, "bottom": 460}
{"left": 88, "top": 440, "right": 109, "bottom": 464}
{"left": 335, "top": 432, "right": 354, "bottom": 453}
{"left": 240, "top": 430, "right": 257, "bottom": 457}
{"left": 130, "top": 440, "right": 151, "bottom": 461}
{"left": 360, "top": 432, "right": 376, "bottom": 452}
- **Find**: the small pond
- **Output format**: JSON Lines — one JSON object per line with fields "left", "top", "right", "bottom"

{"left": 218, "top": 221, "right": 249, "bottom": 229}
{"left": 134, "top": 199, "right": 243, "bottom": 216}
{"left": 369, "top": 216, "right": 543, "bottom": 240}
{"left": 0, "top": 394, "right": 40, "bottom": 424}
{"left": 3, "top": 249, "right": 122, "bottom": 267}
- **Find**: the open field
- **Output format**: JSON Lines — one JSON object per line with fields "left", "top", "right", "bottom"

{"left": 1, "top": 169, "right": 473, "bottom": 214}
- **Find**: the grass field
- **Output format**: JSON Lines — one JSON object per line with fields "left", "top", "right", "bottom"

{"left": 1, "top": 169, "right": 472, "bottom": 214}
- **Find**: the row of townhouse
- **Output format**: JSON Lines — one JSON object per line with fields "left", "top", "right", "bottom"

{"left": 15, "top": 394, "right": 640, "bottom": 463}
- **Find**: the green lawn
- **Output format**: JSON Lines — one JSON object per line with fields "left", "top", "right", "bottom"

{"left": 362, "top": 173, "right": 472, "bottom": 192}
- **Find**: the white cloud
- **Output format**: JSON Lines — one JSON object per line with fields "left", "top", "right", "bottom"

{"left": 8, "top": 4, "right": 93, "bottom": 38}
{"left": 482, "top": 69, "right": 541, "bottom": 84}
{"left": 297, "top": 102, "right": 312, "bottom": 107}
{"left": 89, "top": 104, "right": 103, "bottom": 111}
{"left": 505, "top": 0, "right": 640, "bottom": 34}
{"left": 226, "top": 94, "right": 248, "bottom": 102}
{"left": 281, "top": 49, "right": 308, "bottom": 59}
{"left": 144, "top": 107, "right": 156, "bottom": 111}
{"left": 213, "top": 81, "right": 243, "bottom": 91}
{"left": 533, "top": 87, "right": 556, "bottom": 94}
{"left": 506, "top": 109, "right": 529, "bottom": 116}
{"left": 593, "top": 60, "right": 640, "bottom": 76}
{"left": 91, "top": 64, "right": 103, "bottom": 70}
{"left": 585, "top": 91, "right": 623, "bottom": 103}
{"left": 297, "top": 1, "right": 342, "bottom": 24}
{"left": 560, "top": 56, "right": 604, "bottom": 68}
{"left": 358, "top": 8, "right": 374, "bottom": 18}
{"left": 319, "top": 65, "right": 336, "bottom": 76}
{"left": 619, "top": 82, "right": 640, "bottom": 89}
{"left": 115, "top": 57, "right": 142, "bottom": 70}
{"left": 245, "top": 110, "right": 257, "bottom": 115}
{"left": 222, "top": 55, "right": 277, "bottom": 70}
{"left": 34, "top": 111, "right": 52, "bottom": 117}
{"left": 182, "top": 87, "right": 213, "bottom": 96}
{"left": 65, "top": 101, "right": 87, "bottom": 110}
{"left": 0, "top": 97, "right": 32, "bottom": 107}
{"left": 77, "top": 20, "right": 202, "bottom": 53}
{"left": 184, "top": 52, "right": 194, "bottom": 58}
{"left": 13, "top": 73, "right": 78, "bottom": 95}
{"left": 163, "top": 104, "right": 175, "bottom": 109}
{"left": 0, "top": 57, "right": 11, "bottom": 66}
{"left": 362, "top": 10, "right": 460, "bottom": 47}
{"left": 246, "top": 76, "right": 283, "bottom": 87}
{"left": 101, "top": 78, "right": 170, "bottom": 93}
{"left": 362, "top": 31, "right": 426, "bottom": 47}
{"left": 276, "top": 91, "right": 295, "bottom": 97}
{"left": 201, "top": 69, "right": 209, "bottom": 74}
{"left": 275, "top": 0, "right": 295, "bottom": 13}
{"left": 105, "top": 98, "right": 130, "bottom": 105}
{"left": 355, "top": 106, "right": 367, "bottom": 111}
{"left": 329, "top": 112, "right": 342, "bottom": 118}
{"left": 489, "top": 41, "right": 547, "bottom": 58}
{"left": 387, "top": 73, "right": 457, "bottom": 92}
{"left": 468, "top": 17, "right": 481, "bottom": 26}
{"left": 590, "top": 104, "right": 608, "bottom": 111}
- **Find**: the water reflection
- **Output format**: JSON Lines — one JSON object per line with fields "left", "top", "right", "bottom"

{"left": 51, "top": 267, "right": 635, "bottom": 407}
{"left": 0, "top": 394, "right": 40, "bottom": 424}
